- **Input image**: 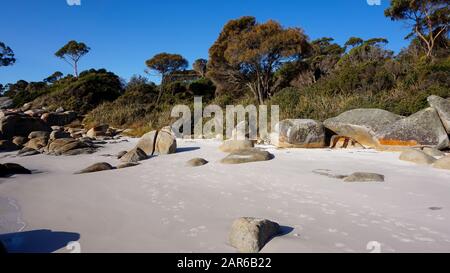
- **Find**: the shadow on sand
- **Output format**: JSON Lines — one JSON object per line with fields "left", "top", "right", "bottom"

{"left": 176, "top": 147, "right": 201, "bottom": 154}
{"left": 0, "top": 229, "right": 80, "bottom": 253}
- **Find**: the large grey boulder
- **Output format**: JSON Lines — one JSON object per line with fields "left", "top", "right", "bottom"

{"left": 120, "top": 148, "right": 147, "bottom": 163}
{"left": 399, "top": 149, "right": 436, "bottom": 165}
{"left": 136, "top": 127, "right": 177, "bottom": 156}
{"left": 221, "top": 149, "right": 273, "bottom": 164}
{"left": 229, "top": 217, "right": 280, "bottom": 253}
{"left": 219, "top": 140, "right": 254, "bottom": 153}
{"left": 428, "top": 95, "right": 450, "bottom": 133}
{"left": 271, "top": 119, "right": 326, "bottom": 148}
{"left": 324, "top": 109, "right": 403, "bottom": 148}
{"left": 44, "top": 138, "right": 97, "bottom": 156}
{"left": 376, "top": 108, "right": 449, "bottom": 150}
{"left": 0, "top": 114, "right": 51, "bottom": 139}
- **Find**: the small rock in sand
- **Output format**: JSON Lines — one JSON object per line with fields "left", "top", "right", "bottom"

{"left": 432, "top": 156, "right": 450, "bottom": 170}
{"left": 343, "top": 172, "right": 385, "bottom": 182}
{"left": 399, "top": 149, "right": 436, "bottom": 165}
{"left": 117, "top": 162, "right": 140, "bottom": 169}
{"left": 186, "top": 158, "right": 208, "bottom": 167}
{"left": 219, "top": 139, "right": 254, "bottom": 153}
{"left": 75, "top": 162, "right": 114, "bottom": 174}
{"left": 229, "top": 217, "right": 280, "bottom": 253}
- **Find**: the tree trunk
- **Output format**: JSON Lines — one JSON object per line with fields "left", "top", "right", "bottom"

{"left": 74, "top": 61, "right": 78, "bottom": 78}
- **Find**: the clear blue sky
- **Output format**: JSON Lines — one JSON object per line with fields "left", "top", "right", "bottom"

{"left": 0, "top": 0, "right": 411, "bottom": 85}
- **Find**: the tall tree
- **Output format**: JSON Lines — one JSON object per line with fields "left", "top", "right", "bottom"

{"left": 193, "top": 59, "right": 208, "bottom": 77}
{"left": 145, "top": 53, "right": 188, "bottom": 103}
{"left": 0, "top": 42, "right": 16, "bottom": 67}
{"left": 55, "top": 40, "right": 90, "bottom": 77}
{"left": 208, "top": 17, "right": 310, "bottom": 104}
{"left": 385, "top": 0, "right": 449, "bottom": 57}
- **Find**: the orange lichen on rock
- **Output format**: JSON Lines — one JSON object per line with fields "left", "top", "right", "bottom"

{"left": 378, "top": 139, "right": 419, "bottom": 146}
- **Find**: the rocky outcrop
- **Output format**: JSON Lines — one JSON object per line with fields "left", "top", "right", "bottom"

{"left": 25, "top": 137, "right": 49, "bottom": 150}
{"left": 41, "top": 111, "right": 78, "bottom": 126}
{"left": 324, "top": 109, "right": 403, "bottom": 148}
{"left": 330, "top": 135, "right": 364, "bottom": 149}
{"left": 75, "top": 162, "right": 114, "bottom": 174}
{"left": 44, "top": 138, "right": 97, "bottom": 156}
{"left": 229, "top": 217, "right": 280, "bottom": 253}
{"left": 86, "top": 124, "right": 109, "bottom": 138}
{"left": 0, "top": 114, "right": 51, "bottom": 139}
{"left": 221, "top": 149, "right": 273, "bottom": 164}
{"left": 219, "top": 140, "right": 254, "bottom": 153}
{"left": 428, "top": 95, "right": 450, "bottom": 134}
{"left": 376, "top": 108, "right": 449, "bottom": 150}
{"left": 271, "top": 119, "right": 326, "bottom": 148}
{"left": 0, "top": 97, "right": 13, "bottom": 109}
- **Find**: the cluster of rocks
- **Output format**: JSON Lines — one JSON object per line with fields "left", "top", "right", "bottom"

{"left": 270, "top": 95, "right": 450, "bottom": 152}
{"left": 0, "top": 107, "right": 124, "bottom": 157}
{"left": 75, "top": 126, "right": 178, "bottom": 174}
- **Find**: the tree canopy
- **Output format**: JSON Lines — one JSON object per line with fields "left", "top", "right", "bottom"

{"left": 0, "top": 42, "right": 16, "bottom": 67}
{"left": 208, "top": 16, "right": 310, "bottom": 104}
{"left": 385, "top": 0, "right": 449, "bottom": 57}
{"left": 193, "top": 59, "right": 208, "bottom": 77}
{"left": 55, "top": 40, "right": 90, "bottom": 77}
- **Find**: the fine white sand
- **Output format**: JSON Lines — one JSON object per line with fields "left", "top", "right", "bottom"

{"left": 1, "top": 138, "right": 450, "bottom": 253}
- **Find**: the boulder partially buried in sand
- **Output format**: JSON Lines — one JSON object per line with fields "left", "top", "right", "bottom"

{"left": 323, "top": 109, "right": 403, "bottom": 148}
{"left": 120, "top": 147, "right": 147, "bottom": 163}
{"left": 0, "top": 163, "right": 32, "bottom": 177}
{"left": 229, "top": 217, "right": 280, "bottom": 253}
{"left": 136, "top": 127, "right": 177, "bottom": 156}
{"left": 343, "top": 172, "right": 385, "bottom": 182}
{"left": 376, "top": 108, "right": 449, "bottom": 150}
{"left": 221, "top": 149, "right": 273, "bottom": 164}
{"left": 399, "top": 149, "right": 437, "bottom": 165}
{"left": 186, "top": 158, "right": 208, "bottom": 167}
{"left": 75, "top": 162, "right": 114, "bottom": 174}
{"left": 271, "top": 119, "right": 326, "bottom": 148}
{"left": 433, "top": 156, "right": 450, "bottom": 170}
{"left": 219, "top": 140, "right": 254, "bottom": 153}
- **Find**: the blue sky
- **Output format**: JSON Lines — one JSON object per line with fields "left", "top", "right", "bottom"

{"left": 0, "top": 0, "right": 411, "bottom": 84}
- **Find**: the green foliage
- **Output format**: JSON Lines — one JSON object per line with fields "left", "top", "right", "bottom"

{"left": 0, "top": 42, "right": 16, "bottom": 67}
{"left": 55, "top": 40, "right": 90, "bottom": 77}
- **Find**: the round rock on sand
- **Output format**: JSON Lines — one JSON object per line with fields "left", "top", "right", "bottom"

{"left": 75, "top": 162, "right": 114, "bottom": 174}
{"left": 229, "top": 217, "right": 280, "bottom": 253}
{"left": 186, "top": 158, "right": 208, "bottom": 167}
{"left": 399, "top": 149, "right": 436, "bottom": 165}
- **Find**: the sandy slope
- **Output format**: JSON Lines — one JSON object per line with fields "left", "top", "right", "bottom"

{"left": 1, "top": 138, "right": 450, "bottom": 253}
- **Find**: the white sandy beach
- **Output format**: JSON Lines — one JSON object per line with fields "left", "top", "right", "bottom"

{"left": 1, "top": 138, "right": 450, "bottom": 253}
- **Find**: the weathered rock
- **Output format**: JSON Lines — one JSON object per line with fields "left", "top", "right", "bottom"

{"left": 187, "top": 158, "right": 208, "bottom": 167}
{"left": 0, "top": 163, "right": 32, "bottom": 177}
{"left": 86, "top": 124, "right": 109, "bottom": 138}
{"left": 25, "top": 109, "right": 46, "bottom": 117}
{"left": 0, "top": 97, "right": 13, "bottom": 109}
{"left": 343, "top": 172, "right": 385, "bottom": 182}
{"left": 49, "top": 130, "right": 71, "bottom": 141}
{"left": 117, "top": 151, "right": 128, "bottom": 159}
{"left": 41, "top": 111, "right": 78, "bottom": 126}
{"left": 324, "top": 109, "right": 403, "bottom": 148}
{"left": 422, "top": 147, "right": 445, "bottom": 157}
{"left": 0, "top": 114, "right": 51, "bottom": 139}
{"left": 428, "top": 95, "right": 450, "bottom": 133}
{"left": 12, "top": 136, "right": 28, "bottom": 148}
{"left": 18, "top": 147, "right": 40, "bottom": 157}
{"left": 221, "top": 149, "right": 273, "bottom": 164}
{"left": 44, "top": 138, "right": 95, "bottom": 156}
{"left": 51, "top": 126, "right": 64, "bottom": 131}
{"left": 330, "top": 135, "right": 365, "bottom": 149}
{"left": 136, "top": 128, "right": 177, "bottom": 156}
{"left": 75, "top": 162, "right": 114, "bottom": 174}
{"left": 63, "top": 148, "right": 97, "bottom": 156}
{"left": 120, "top": 148, "right": 147, "bottom": 163}
{"left": 0, "top": 140, "right": 18, "bottom": 152}
{"left": 155, "top": 127, "right": 177, "bottom": 155}
{"left": 25, "top": 137, "right": 48, "bottom": 150}
{"left": 117, "top": 162, "right": 140, "bottom": 169}
{"left": 376, "top": 108, "right": 449, "bottom": 150}
{"left": 219, "top": 140, "right": 254, "bottom": 153}
{"left": 432, "top": 156, "right": 450, "bottom": 170}
{"left": 271, "top": 119, "right": 326, "bottom": 148}
{"left": 28, "top": 131, "right": 50, "bottom": 139}
{"left": 229, "top": 217, "right": 280, "bottom": 253}
{"left": 399, "top": 149, "right": 436, "bottom": 165}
